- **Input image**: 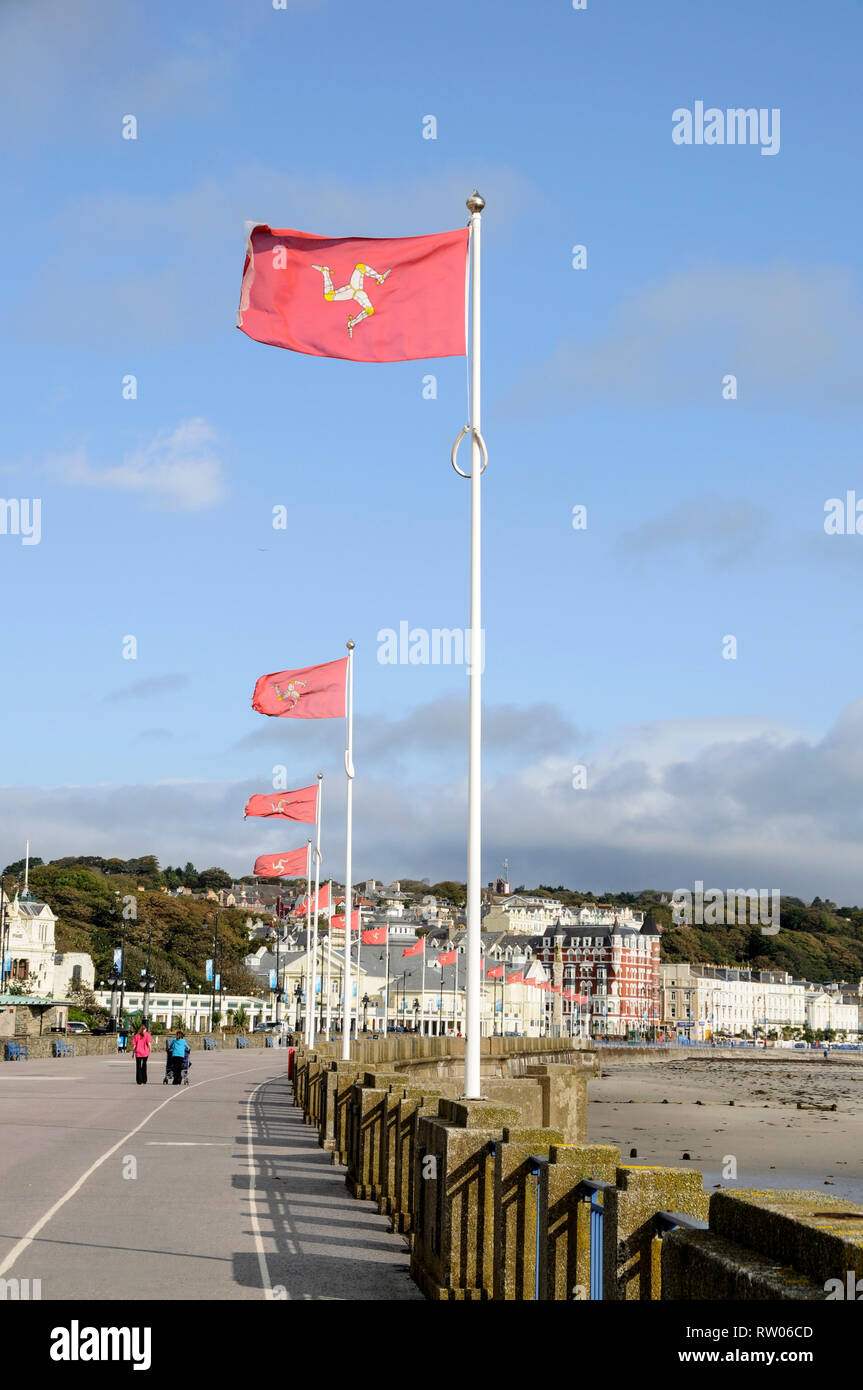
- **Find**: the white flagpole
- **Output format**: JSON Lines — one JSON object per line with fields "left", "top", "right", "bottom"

{"left": 304, "top": 838, "right": 313, "bottom": 1045}
{"left": 325, "top": 878, "right": 333, "bottom": 1040}
{"left": 383, "top": 932, "right": 390, "bottom": 1036}
{"left": 340, "top": 641, "right": 355, "bottom": 1060}
{"left": 464, "top": 190, "right": 484, "bottom": 1096}
{"left": 311, "top": 772, "right": 323, "bottom": 1038}
{"left": 420, "top": 943, "right": 426, "bottom": 1037}
{"left": 355, "top": 908, "right": 362, "bottom": 1034}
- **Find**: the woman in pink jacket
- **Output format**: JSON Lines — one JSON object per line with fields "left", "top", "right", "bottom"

{"left": 132, "top": 1023, "right": 152, "bottom": 1085}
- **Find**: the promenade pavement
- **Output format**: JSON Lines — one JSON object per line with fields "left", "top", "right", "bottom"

{"left": 0, "top": 1049, "right": 421, "bottom": 1301}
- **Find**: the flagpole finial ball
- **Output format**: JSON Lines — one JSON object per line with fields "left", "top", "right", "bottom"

{"left": 346, "top": 639, "right": 355, "bottom": 650}
{"left": 466, "top": 190, "right": 485, "bottom": 215}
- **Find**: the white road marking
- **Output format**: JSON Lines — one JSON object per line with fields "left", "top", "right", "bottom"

{"left": 0, "top": 1056, "right": 285, "bottom": 1281}
{"left": 146, "top": 1142, "right": 229, "bottom": 1147}
{"left": 245, "top": 1076, "right": 282, "bottom": 1299}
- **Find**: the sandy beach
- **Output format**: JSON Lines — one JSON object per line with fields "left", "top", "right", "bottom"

{"left": 589, "top": 1050, "right": 863, "bottom": 1204}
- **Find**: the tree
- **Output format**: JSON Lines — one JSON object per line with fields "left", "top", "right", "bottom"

{"left": 66, "top": 981, "right": 97, "bottom": 1010}
{"left": 431, "top": 881, "right": 467, "bottom": 907}
{"left": 2, "top": 856, "right": 43, "bottom": 877}
{"left": 233, "top": 1006, "right": 249, "bottom": 1033}
{"left": 198, "top": 867, "right": 232, "bottom": 891}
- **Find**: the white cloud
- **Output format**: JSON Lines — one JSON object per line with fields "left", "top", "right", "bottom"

{"left": 508, "top": 264, "right": 863, "bottom": 414}
{"left": 4, "top": 698, "right": 863, "bottom": 903}
{"left": 9, "top": 164, "right": 535, "bottom": 351}
{"left": 0, "top": 0, "right": 231, "bottom": 148}
{"left": 54, "top": 418, "right": 226, "bottom": 511}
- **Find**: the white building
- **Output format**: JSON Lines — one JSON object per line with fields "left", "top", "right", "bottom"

{"left": 94, "top": 988, "right": 271, "bottom": 1033}
{"left": 488, "top": 896, "right": 644, "bottom": 937}
{"left": 660, "top": 964, "right": 855, "bottom": 1039}
{"left": 54, "top": 951, "right": 96, "bottom": 998}
{"left": 804, "top": 989, "right": 860, "bottom": 1037}
{"left": 0, "top": 894, "right": 97, "bottom": 1001}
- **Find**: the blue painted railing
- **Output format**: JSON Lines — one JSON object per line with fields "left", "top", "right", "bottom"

{"left": 581, "top": 1179, "right": 613, "bottom": 1301}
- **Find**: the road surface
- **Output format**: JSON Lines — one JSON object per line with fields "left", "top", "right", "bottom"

{"left": 0, "top": 1049, "right": 420, "bottom": 1300}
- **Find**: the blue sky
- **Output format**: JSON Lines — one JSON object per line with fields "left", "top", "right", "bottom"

{"left": 3, "top": 0, "right": 863, "bottom": 899}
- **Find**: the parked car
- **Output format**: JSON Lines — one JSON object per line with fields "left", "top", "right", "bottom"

{"left": 253, "top": 1022, "right": 283, "bottom": 1034}
{"left": 67, "top": 1021, "right": 90, "bottom": 1035}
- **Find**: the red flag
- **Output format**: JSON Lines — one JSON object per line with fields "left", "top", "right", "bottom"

{"left": 550, "top": 985, "right": 562, "bottom": 995}
{"left": 252, "top": 658, "right": 347, "bottom": 720}
{"left": 253, "top": 847, "right": 308, "bottom": 879}
{"left": 293, "top": 882, "right": 332, "bottom": 917}
{"left": 362, "top": 926, "right": 387, "bottom": 945}
{"left": 437, "top": 950, "right": 457, "bottom": 966}
{"left": 487, "top": 965, "right": 504, "bottom": 979}
{"left": 402, "top": 940, "right": 424, "bottom": 957}
{"left": 238, "top": 225, "right": 469, "bottom": 363}
{"left": 507, "top": 971, "right": 524, "bottom": 985}
{"left": 537, "top": 981, "right": 551, "bottom": 992}
{"left": 244, "top": 785, "right": 317, "bottom": 821}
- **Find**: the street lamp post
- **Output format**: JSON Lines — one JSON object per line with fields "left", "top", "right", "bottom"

{"left": 0, "top": 877, "right": 8, "bottom": 989}
{"left": 107, "top": 965, "right": 120, "bottom": 1029}
{"left": 139, "top": 915, "right": 154, "bottom": 1025}
{"left": 209, "top": 911, "right": 220, "bottom": 1031}
{"left": 114, "top": 891, "right": 127, "bottom": 1034}
{"left": 141, "top": 966, "right": 155, "bottom": 1026}
{"left": 274, "top": 929, "right": 281, "bottom": 1027}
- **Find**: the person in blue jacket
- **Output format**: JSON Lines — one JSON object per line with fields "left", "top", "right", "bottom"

{"left": 168, "top": 1029, "right": 191, "bottom": 1085}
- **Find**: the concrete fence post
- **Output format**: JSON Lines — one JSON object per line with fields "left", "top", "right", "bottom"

{"left": 411, "top": 1099, "right": 520, "bottom": 1300}
{"left": 492, "top": 1127, "right": 564, "bottom": 1300}
{"left": 345, "top": 1071, "right": 411, "bottom": 1200}
{"left": 603, "top": 1166, "right": 709, "bottom": 1300}
{"left": 662, "top": 1189, "right": 863, "bottom": 1300}
{"left": 536, "top": 1143, "right": 622, "bottom": 1300}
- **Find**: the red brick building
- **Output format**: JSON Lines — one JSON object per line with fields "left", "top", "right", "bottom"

{"left": 533, "top": 913, "right": 662, "bottom": 1038}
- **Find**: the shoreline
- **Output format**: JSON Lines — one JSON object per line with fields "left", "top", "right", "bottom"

{"left": 589, "top": 1053, "right": 863, "bottom": 1205}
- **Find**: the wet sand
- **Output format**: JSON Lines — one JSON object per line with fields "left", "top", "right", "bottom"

{"left": 588, "top": 1051, "right": 863, "bottom": 1204}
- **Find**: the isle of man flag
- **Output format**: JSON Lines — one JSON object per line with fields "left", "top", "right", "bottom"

{"left": 253, "top": 847, "right": 308, "bottom": 879}
{"left": 237, "top": 224, "right": 469, "bottom": 363}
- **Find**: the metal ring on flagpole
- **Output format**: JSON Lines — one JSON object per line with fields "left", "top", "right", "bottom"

{"left": 344, "top": 751, "right": 355, "bottom": 779}
{"left": 450, "top": 425, "right": 488, "bottom": 478}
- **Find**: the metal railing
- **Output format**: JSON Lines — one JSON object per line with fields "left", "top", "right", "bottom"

{"left": 581, "top": 1179, "right": 613, "bottom": 1300}
{"left": 528, "top": 1156, "right": 549, "bottom": 1300}
{"left": 654, "top": 1210, "right": 709, "bottom": 1235}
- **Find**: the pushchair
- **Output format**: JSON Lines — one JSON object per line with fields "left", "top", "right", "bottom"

{"left": 163, "top": 1043, "right": 191, "bottom": 1086}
